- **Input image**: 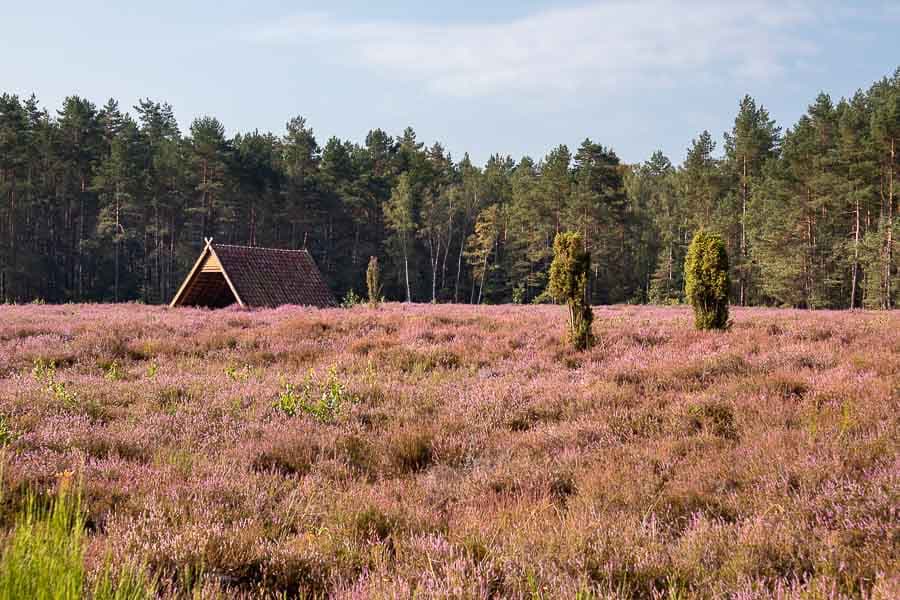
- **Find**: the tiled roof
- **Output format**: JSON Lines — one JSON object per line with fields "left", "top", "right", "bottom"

{"left": 211, "top": 244, "right": 335, "bottom": 308}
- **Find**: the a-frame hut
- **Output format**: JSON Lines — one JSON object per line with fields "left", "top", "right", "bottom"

{"left": 170, "top": 239, "right": 335, "bottom": 309}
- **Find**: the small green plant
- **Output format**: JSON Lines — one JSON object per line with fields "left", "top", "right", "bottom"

{"left": 274, "top": 377, "right": 311, "bottom": 418}
{"left": 341, "top": 289, "right": 363, "bottom": 309}
{"left": 0, "top": 414, "right": 16, "bottom": 447}
{"left": 104, "top": 360, "right": 124, "bottom": 382}
{"left": 31, "top": 357, "right": 56, "bottom": 383}
{"left": 275, "top": 366, "right": 355, "bottom": 423}
{"left": 224, "top": 364, "right": 252, "bottom": 382}
{"left": 512, "top": 283, "right": 526, "bottom": 304}
{"left": 366, "top": 255, "right": 383, "bottom": 308}
{"left": 32, "top": 358, "right": 78, "bottom": 407}
{"left": 548, "top": 231, "right": 594, "bottom": 351}
{"left": 364, "top": 358, "right": 377, "bottom": 388}
{"left": 684, "top": 229, "right": 730, "bottom": 330}
{"left": 839, "top": 399, "right": 856, "bottom": 439}
{"left": 145, "top": 362, "right": 159, "bottom": 379}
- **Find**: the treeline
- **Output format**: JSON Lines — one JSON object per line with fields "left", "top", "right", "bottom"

{"left": 0, "top": 67, "right": 897, "bottom": 308}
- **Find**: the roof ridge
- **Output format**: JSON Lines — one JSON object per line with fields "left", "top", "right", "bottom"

{"left": 212, "top": 243, "right": 310, "bottom": 254}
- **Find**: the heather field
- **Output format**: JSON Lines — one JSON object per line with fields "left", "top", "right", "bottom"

{"left": 0, "top": 303, "right": 897, "bottom": 599}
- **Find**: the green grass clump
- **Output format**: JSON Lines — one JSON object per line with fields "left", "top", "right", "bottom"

{"left": 0, "top": 479, "right": 155, "bottom": 600}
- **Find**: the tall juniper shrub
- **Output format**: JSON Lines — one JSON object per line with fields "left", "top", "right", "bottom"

{"left": 684, "top": 230, "right": 731, "bottom": 330}
{"left": 366, "top": 256, "right": 382, "bottom": 308}
{"left": 549, "top": 232, "right": 594, "bottom": 351}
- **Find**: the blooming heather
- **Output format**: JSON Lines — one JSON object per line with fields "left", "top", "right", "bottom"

{"left": 0, "top": 303, "right": 897, "bottom": 598}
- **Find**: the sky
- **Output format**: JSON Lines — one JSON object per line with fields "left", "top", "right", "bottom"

{"left": 2, "top": 0, "right": 899, "bottom": 165}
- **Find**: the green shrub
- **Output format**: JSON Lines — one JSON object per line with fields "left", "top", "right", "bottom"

{"left": 275, "top": 366, "right": 355, "bottom": 423}
{"left": 684, "top": 229, "right": 730, "bottom": 330}
{"left": 32, "top": 358, "right": 78, "bottom": 407}
{"left": 341, "top": 289, "right": 363, "bottom": 309}
{"left": 366, "top": 256, "right": 383, "bottom": 308}
{"left": 104, "top": 360, "right": 124, "bottom": 382}
{"left": 548, "top": 232, "right": 594, "bottom": 351}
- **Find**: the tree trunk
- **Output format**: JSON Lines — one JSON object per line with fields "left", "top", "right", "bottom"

{"left": 7, "top": 170, "right": 16, "bottom": 301}
{"left": 430, "top": 238, "right": 440, "bottom": 303}
{"left": 455, "top": 226, "right": 466, "bottom": 303}
{"left": 441, "top": 209, "right": 453, "bottom": 293}
{"left": 667, "top": 244, "right": 673, "bottom": 297}
{"left": 477, "top": 251, "right": 488, "bottom": 305}
{"left": 851, "top": 188, "right": 860, "bottom": 310}
{"left": 740, "top": 155, "right": 747, "bottom": 306}
{"left": 114, "top": 189, "right": 120, "bottom": 302}
{"left": 887, "top": 137, "right": 894, "bottom": 309}
{"left": 403, "top": 241, "right": 411, "bottom": 303}
{"left": 78, "top": 176, "right": 85, "bottom": 300}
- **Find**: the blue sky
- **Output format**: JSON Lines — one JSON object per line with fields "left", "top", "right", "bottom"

{"left": 2, "top": 1, "right": 898, "bottom": 165}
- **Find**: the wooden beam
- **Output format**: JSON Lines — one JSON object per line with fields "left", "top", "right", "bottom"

{"left": 169, "top": 239, "right": 213, "bottom": 308}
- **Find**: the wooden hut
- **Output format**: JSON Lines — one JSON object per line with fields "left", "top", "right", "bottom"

{"left": 170, "top": 239, "right": 335, "bottom": 308}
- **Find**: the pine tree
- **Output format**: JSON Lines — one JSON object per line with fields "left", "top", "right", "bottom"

{"left": 724, "top": 95, "right": 781, "bottom": 306}
{"left": 869, "top": 71, "right": 900, "bottom": 308}
{"left": 0, "top": 94, "right": 30, "bottom": 301}
{"left": 188, "top": 116, "right": 230, "bottom": 243}
{"left": 91, "top": 116, "right": 143, "bottom": 301}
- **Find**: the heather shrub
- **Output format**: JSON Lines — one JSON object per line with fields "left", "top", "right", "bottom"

{"left": 338, "top": 434, "right": 378, "bottom": 479}
{"left": 548, "top": 471, "right": 577, "bottom": 502}
{"left": 353, "top": 507, "right": 398, "bottom": 541}
{"left": 366, "top": 255, "right": 383, "bottom": 308}
{"left": 155, "top": 386, "right": 193, "bottom": 411}
{"left": 548, "top": 232, "right": 594, "bottom": 351}
{"left": 684, "top": 229, "right": 730, "bottom": 330}
{"left": 389, "top": 430, "right": 433, "bottom": 474}
{"left": 0, "top": 303, "right": 896, "bottom": 597}
{"left": 252, "top": 436, "right": 320, "bottom": 476}
{"left": 686, "top": 400, "right": 738, "bottom": 440}
{"left": 376, "top": 346, "right": 460, "bottom": 374}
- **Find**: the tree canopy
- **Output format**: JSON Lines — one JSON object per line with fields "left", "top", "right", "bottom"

{"left": 0, "top": 67, "right": 897, "bottom": 308}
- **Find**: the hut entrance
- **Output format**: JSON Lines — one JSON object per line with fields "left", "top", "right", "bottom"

{"left": 177, "top": 271, "right": 238, "bottom": 308}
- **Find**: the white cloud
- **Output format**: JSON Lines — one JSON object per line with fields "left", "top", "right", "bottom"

{"left": 243, "top": 1, "right": 821, "bottom": 98}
